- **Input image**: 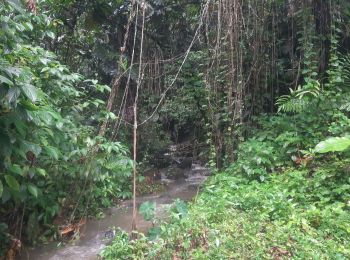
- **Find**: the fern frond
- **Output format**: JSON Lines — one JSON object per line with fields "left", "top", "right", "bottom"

{"left": 276, "top": 80, "right": 321, "bottom": 113}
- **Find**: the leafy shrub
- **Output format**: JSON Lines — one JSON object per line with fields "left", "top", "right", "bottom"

{"left": 232, "top": 138, "right": 277, "bottom": 181}
{"left": 0, "top": 1, "right": 132, "bottom": 245}
{"left": 100, "top": 230, "right": 149, "bottom": 260}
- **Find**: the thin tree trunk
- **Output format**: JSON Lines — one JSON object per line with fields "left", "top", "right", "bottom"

{"left": 131, "top": 0, "right": 146, "bottom": 238}
{"left": 131, "top": 103, "right": 138, "bottom": 235}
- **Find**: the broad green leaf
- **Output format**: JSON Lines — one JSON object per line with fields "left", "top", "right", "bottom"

{"left": 44, "top": 146, "right": 60, "bottom": 160}
{"left": 7, "top": 87, "right": 20, "bottom": 103}
{"left": 107, "top": 112, "right": 117, "bottom": 120}
{"left": 37, "top": 111, "right": 53, "bottom": 124}
{"left": 40, "top": 67, "right": 50, "bottom": 73}
{"left": 95, "top": 84, "right": 111, "bottom": 93}
{"left": 5, "top": 175, "right": 20, "bottom": 191}
{"left": 0, "top": 75, "right": 13, "bottom": 86}
{"left": 24, "top": 22, "right": 33, "bottom": 31}
{"left": 21, "top": 84, "right": 38, "bottom": 102}
{"left": 82, "top": 102, "right": 90, "bottom": 108}
{"left": 36, "top": 168, "right": 47, "bottom": 177}
{"left": 2, "top": 187, "right": 11, "bottom": 203}
{"left": 20, "top": 100, "right": 39, "bottom": 111}
{"left": 315, "top": 136, "right": 350, "bottom": 153}
{"left": 46, "top": 31, "right": 55, "bottom": 39}
{"left": 148, "top": 226, "right": 161, "bottom": 240}
{"left": 4, "top": 66, "right": 22, "bottom": 77}
{"left": 173, "top": 199, "right": 188, "bottom": 218}
{"left": 15, "top": 23, "right": 25, "bottom": 32}
{"left": 9, "top": 165, "right": 22, "bottom": 176}
{"left": 27, "top": 184, "right": 38, "bottom": 198}
{"left": 7, "top": 0, "right": 24, "bottom": 12}
{"left": 39, "top": 58, "right": 50, "bottom": 65}
{"left": 0, "top": 180, "right": 3, "bottom": 197}
{"left": 139, "top": 201, "right": 156, "bottom": 221}
{"left": 48, "top": 111, "right": 62, "bottom": 120}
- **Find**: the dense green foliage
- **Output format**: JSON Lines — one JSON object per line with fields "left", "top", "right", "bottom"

{"left": 0, "top": 0, "right": 132, "bottom": 249}
{"left": 103, "top": 164, "right": 350, "bottom": 259}
{"left": 1, "top": 0, "right": 350, "bottom": 259}
{"left": 101, "top": 1, "right": 350, "bottom": 253}
{"left": 101, "top": 102, "right": 350, "bottom": 258}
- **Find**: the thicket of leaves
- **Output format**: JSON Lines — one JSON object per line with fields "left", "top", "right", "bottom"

{"left": 0, "top": 1, "right": 132, "bottom": 249}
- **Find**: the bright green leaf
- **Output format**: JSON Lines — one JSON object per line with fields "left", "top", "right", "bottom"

{"left": 9, "top": 165, "right": 22, "bottom": 176}
{"left": 46, "top": 31, "right": 55, "bottom": 39}
{"left": 24, "top": 22, "right": 33, "bottom": 31}
{"left": 0, "top": 75, "right": 13, "bottom": 86}
{"left": 315, "top": 136, "right": 350, "bottom": 153}
{"left": 5, "top": 175, "right": 20, "bottom": 191}
{"left": 20, "top": 100, "right": 40, "bottom": 111}
{"left": 36, "top": 168, "right": 47, "bottom": 177}
{"left": 27, "top": 184, "right": 38, "bottom": 198}
{"left": 20, "top": 84, "right": 38, "bottom": 102}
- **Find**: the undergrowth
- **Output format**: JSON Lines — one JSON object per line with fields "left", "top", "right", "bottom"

{"left": 101, "top": 102, "right": 350, "bottom": 259}
{"left": 101, "top": 158, "right": 350, "bottom": 259}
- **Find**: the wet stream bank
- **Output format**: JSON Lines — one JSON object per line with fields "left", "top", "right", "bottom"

{"left": 18, "top": 164, "right": 209, "bottom": 260}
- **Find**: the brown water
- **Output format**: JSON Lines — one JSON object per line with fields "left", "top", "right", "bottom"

{"left": 18, "top": 165, "right": 209, "bottom": 260}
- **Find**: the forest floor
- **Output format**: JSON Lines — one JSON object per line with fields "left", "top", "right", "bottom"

{"left": 101, "top": 158, "right": 350, "bottom": 259}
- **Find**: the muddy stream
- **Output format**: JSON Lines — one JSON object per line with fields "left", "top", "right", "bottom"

{"left": 19, "top": 164, "right": 209, "bottom": 260}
